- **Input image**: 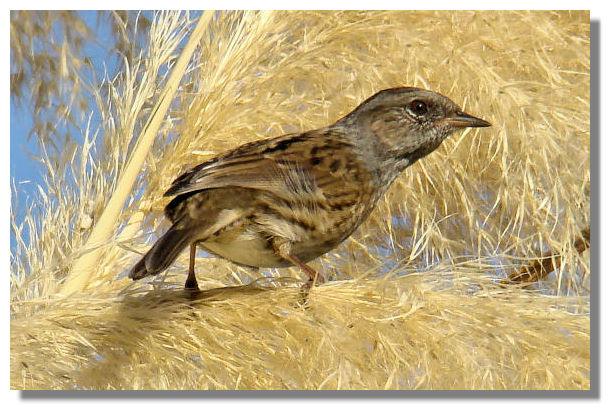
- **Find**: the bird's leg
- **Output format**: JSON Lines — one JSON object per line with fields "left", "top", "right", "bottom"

{"left": 273, "top": 239, "right": 324, "bottom": 297}
{"left": 293, "top": 257, "right": 323, "bottom": 294}
{"left": 185, "top": 242, "right": 199, "bottom": 290}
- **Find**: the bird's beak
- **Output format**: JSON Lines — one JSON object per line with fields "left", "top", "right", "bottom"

{"left": 445, "top": 111, "right": 491, "bottom": 128}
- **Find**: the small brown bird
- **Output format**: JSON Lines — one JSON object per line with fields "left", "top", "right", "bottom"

{"left": 130, "top": 87, "right": 490, "bottom": 292}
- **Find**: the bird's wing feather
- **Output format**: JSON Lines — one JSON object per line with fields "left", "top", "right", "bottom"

{"left": 164, "top": 131, "right": 352, "bottom": 199}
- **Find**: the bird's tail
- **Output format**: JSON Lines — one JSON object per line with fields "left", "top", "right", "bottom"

{"left": 130, "top": 224, "right": 195, "bottom": 280}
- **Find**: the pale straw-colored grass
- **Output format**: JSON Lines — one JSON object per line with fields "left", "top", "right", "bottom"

{"left": 10, "top": 10, "right": 590, "bottom": 390}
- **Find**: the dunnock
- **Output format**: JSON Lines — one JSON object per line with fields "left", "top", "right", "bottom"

{"left": 130, "top": 87, "right": 491, "bottom": 293}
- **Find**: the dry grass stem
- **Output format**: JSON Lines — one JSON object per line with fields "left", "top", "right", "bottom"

{"left": 505, "top": 227, "right": 590, "bottom": 285}
{"left": 61, "top": 12, "right": 214, "bottom": 295}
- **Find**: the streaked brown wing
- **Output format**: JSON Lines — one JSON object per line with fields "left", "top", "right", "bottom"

{"left": 164, "top": 129, "right": 356, "bottom": 200}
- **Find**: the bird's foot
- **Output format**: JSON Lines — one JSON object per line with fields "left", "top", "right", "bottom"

{"left": 184, "top": 272, "right": 200, "bottom": 291}
{"left": 298, "top": 270, "right": 325, "bottom": 306}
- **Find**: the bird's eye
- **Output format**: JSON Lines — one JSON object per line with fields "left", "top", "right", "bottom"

{"left": 408, "top": 100, "right": 428, "bottom": 116}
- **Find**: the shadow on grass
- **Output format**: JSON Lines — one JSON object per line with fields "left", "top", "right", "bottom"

{"left": 64, "top": 283, "right": 286, "bottom": 389}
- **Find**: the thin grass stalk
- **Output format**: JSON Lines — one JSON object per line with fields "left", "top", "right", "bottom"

{"left": 60, "top": 12, "right": 214, "bottom": 296}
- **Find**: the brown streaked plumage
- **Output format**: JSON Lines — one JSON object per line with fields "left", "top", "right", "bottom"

{"left": 130, "top": 87, "right": 491, "bottom": 294}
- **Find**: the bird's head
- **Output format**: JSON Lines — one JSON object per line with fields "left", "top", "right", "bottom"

{"left": 339, "top": 87, "right": 491, "bottom": 165}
